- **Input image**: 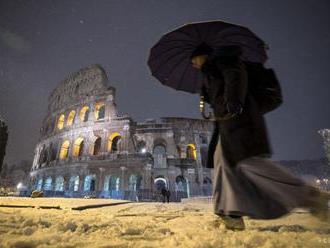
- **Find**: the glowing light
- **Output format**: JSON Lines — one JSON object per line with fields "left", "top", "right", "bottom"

{"left": 57, "top": 114, "right": 65, "bottom": 129}
{"left": 187, "top": 144, "right": 197, "bottom": 160}
{"left": 59, "top": 140, "right": 70, "bottom": 159}
{"left": 79, "top": 106, "right": 89, "bottom": 122}
{"left": 72, "top": 137, "right": 84, "bottom": 157}
{"left": 67, "top": 110, "right": 76, "bottom": 126}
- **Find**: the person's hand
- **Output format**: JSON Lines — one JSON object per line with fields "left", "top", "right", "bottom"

{"left": 224, "top": 101, "right": 243, "bottom": 119}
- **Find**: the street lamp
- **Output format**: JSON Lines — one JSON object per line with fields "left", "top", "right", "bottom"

{"left": 16, "top": 182, "right": 23, "bottom": 190}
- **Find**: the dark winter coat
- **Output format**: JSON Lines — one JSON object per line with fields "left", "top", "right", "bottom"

{"left": 202, "top": 48, "right": 273, "bottom": 168}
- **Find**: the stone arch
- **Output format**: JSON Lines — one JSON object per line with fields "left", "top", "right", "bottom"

{"left": 92, "top": 136, "right": 102, "bottom": 155}
{"left": 128, "top": 174, "right": 142, "bottom": 191}
{"left": 66, "top": 110, "right": 76, "bottom": 126}
{"left": 79, "top": 106, "right": 90, "bottom": 122}
{"left": 55, "top": 176, "right": 64, "bottom": 191}
{"left": 177, "top": 145, "right": 182, "bottom": 158}
{"left": 154, "top": 176, "right": 168, "bottom": 191}
{"left": 43, "top": 176, "right": 53, "bottom": 191}
{"left": 36, "top": 178, "right": 43, "bottom": 190}
{"left": 94, "top": 102, "right": 105, "bottom": 120}
{"left": 49, "top": 143, "right": 58, "bottom": 161}
{"left": 175, "top": 176, "right": 189, "bottom": 197}
{"left": 103, "top": 175, "right": 121, "bottom": 192}
{"left": 108, "top": 132, "right": 122, "bottom": 152}
{"left": 84, "top": 175, "right": 96, "bottom": 192}
{"left": 38, "top": 145, "right": 47, "bottom": 165}
{"left": 137, "top": 140, "right": 147, "bottom": 153}
{"left": 153, "top": 142, "right": 167, "bottom": 168}
{"left": 186, "top": 144, "right": 197, "bottom": 160}
{"left": 59, "top": 140, "right": 70, "bottom": 160}
{"left": 73, "top": 137, "right": 84, "bottom": 157}
{"left": 153, "top": 138, "right": 167, "bottom": 149}
{"left": 57, "top": 114, "right": 65, "bottom": 129}
{"left": 69, "top": 175, "right": 80, "bottom": 192}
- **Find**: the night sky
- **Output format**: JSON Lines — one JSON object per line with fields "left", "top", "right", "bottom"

{"left": 0, "top": 0, "right": 329, "bottom": 166}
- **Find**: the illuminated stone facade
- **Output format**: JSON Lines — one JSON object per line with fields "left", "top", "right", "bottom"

{"left": 30, "top": 64, "right": 214, "bottom": 201}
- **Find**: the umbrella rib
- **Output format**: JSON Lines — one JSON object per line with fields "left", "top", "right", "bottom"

{"left": 152, "top": 39, "right": 196, "bottom": 48}
{"left": 176, "top": 59, "right": 192, "bottom": 90}
{"left": 149, "top": 46, "right": 195, "bottom": 62}
{"left": 211, "top": 32, "right": 265, "bottom": 44}
{"left": 152, "top": 52, "right": 187, "bottom": 75}
{"left": 160, "top": 55, "right": 189, "bottom": 80}
{"left": 217, "top": 40, "right": 266, "bottom": 55}
{"left": 212, "top": 37, "right": 266, "bottom": 55}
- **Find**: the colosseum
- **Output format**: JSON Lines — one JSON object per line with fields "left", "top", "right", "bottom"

{"left": 30, "top": 64, "right": 214, "bottom": 201}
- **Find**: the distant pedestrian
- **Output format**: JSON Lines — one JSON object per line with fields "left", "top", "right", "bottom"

{"left": 161, "top": 188, "right": 167, "bottom": 203}
{"left": 165, "top": 190, "right": 171, "bottom": 203}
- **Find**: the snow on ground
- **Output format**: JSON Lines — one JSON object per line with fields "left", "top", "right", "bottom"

{"left": 0, "top": 197, "right": 329, "bottom": 248}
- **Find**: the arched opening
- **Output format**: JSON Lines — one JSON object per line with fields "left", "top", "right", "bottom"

{"left": 79, "top": 106, "right": 90, "bottom": 122}
{"left": 36, "top": 178, "right": 43, "bottom": 190}
{"left": 92, "top": 137, "right": 102, "bottom": 155}
{"left": 55, "top": 176, "right": 64, "bottom": 191}
{"left": 186, "top": 144, "right": 197, "bottom": 160}
{"left": 177, "top": 145, "right": 182, "bottom": 158}
{"left": 154, "top": 177, "right": 167, "bottom": 191}
{"left": 69, "top": 176, "right": 80, "bottom": 192}
{"left": 66, "top": 110, "right": 76, "bottom": 126}
{"left": 103, "top": 176, "right": 120, "bottom": 191}
{"left": 115, "top": 177, "right": 120, "bottom": 191}
{"left": 202, "top": 177, "right": 212, "bottom": 196}
{"left": 73, "top": 137, "right": 84, "bottom": 157}
{"left": 175, "top": 176, "right": 189, "bottom": 198}
{"left": 153, "top": 144, "right": 167, "bottom": 168}
{"left": 103, "top": 175, "right": 111, "bottom": 191}
{"left": 84, "top": 175, "right": 96, "bottom": 192}
{"left": 49, "top": 143, "right": 58, "bottom": 161}
{"left": 38, "top": 146, "right": 47, "bottom": 165}
{"left": 57, "top": 114, "right": 65, "bottom": 130}
{"left": 59, "top": 140, "right": 70, "bottom": 159}
{"left": 137, "top": 141, "right": 147, "bottom": 153}
{"left": 128, "top": 174, "right": 142, "bottom": 191}
{"left": 94, "top": 103, "right": 105, "bottom": 120}
{"left": 43, "top": 177, "right": 52, "bottom": 191}
{"left": 108, "top": 132, "right": 122, "bottom": 152}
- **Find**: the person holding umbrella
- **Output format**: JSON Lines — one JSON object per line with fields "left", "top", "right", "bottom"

{"left": 148, "top": 20, "right": 330, "bottom": 231}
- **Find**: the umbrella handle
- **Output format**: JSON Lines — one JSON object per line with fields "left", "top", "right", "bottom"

{"left": 199, "top": 96, "right": 212, "bottom": 119}
{"left": 200, "top": 96, "right": 237, "bottom": 121}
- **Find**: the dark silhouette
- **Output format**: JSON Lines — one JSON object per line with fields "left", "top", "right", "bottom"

{"left": 161, "top": 188, "right": 167, "bottom": 203}
{"left": 165, "top": 190, "right": 171, "bottom": 203}
{"left": 149, "top": 20, "right": 330, "bottom": 231}
{"left": 191, "top": 44, "right": 330, "bottom": 230}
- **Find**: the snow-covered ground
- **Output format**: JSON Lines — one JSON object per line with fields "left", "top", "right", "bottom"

{"left": 0, "top": 197, "right": 329, "bottom": 248}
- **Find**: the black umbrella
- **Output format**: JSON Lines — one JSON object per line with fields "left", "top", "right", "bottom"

{"left": 148, "top": 20, "right": 268, "bottom": 94}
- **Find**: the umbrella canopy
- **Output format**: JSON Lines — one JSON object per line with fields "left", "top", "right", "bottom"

{"left": 148, "top": 20, "right": 268, "bottom": 94}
